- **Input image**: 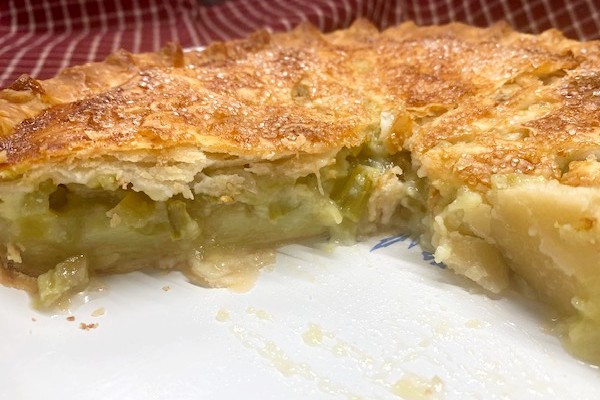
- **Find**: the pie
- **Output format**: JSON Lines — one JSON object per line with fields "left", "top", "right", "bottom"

{"left": 1, "top": 20, "right": 600, "bottom": 363}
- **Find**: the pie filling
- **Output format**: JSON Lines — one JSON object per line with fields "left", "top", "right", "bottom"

{"left": 0, "top": 141, "right": 427, "bottom": 308}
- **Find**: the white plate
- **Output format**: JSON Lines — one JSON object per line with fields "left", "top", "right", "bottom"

{"left": 1, "top": 236, "right": 598, "bottom": 399}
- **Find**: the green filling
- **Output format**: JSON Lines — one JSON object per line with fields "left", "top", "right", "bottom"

{"left": 0, "top": 148, "right": 406, "bottom": 306}
{"left": 167, "top": 200, "right": 201, "bottom": 241}
{"left": 36, "top": 255, "right": 89, "bottom": 308}
{"left": 331, "top": 165, "right": 374, "bottom": 223}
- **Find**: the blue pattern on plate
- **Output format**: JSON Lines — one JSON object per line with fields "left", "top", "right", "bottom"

{"left": 370, "top": 235, "right": 447, "bottom": 269}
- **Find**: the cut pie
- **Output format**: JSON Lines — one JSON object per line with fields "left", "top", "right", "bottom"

{"left": 1, "top": 20, "right": 600, "bottom": 363}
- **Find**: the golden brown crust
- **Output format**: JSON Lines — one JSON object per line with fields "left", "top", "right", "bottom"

{"left": 382, "top": 23, "right": 600, "bottom": 197}
{"left": 0, "top": 261, "right": 37, "bottom": 293}
{"left": 2, "top": 20, "right": 595, "bottom": 183}
{"left": 408, "top": 52, "right": 600, "bottom": 195}
{"left": 0, "top": 43, "right": 184, "bottom": 137}
{"left": 0, "top": 25, "right": 380, "bottom": 171}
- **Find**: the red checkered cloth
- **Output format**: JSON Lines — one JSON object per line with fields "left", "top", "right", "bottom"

{"left": 1, "top": 0, "right": 599, "bottom": 88}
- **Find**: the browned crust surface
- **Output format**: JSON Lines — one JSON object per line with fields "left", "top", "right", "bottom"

{"left": 407, "top": 45, "right": 600, "bottom": 193}
{"left": 0, "top": 260, "right": 37, "bottom": 293}
{"left": 3, "top": 20, "right": 598, "bottom": 181}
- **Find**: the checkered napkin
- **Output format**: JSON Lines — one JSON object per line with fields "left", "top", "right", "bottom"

{"left": 1, "top": 0, "right": 599, "bottom": 88}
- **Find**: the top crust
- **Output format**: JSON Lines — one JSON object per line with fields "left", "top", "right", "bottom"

{"left": 1, "top": 20, "right": 600, "bottom": 193}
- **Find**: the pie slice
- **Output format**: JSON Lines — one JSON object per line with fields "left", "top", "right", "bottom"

{"left": 2, "top": 20, "right": 600, "bottom": 363}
